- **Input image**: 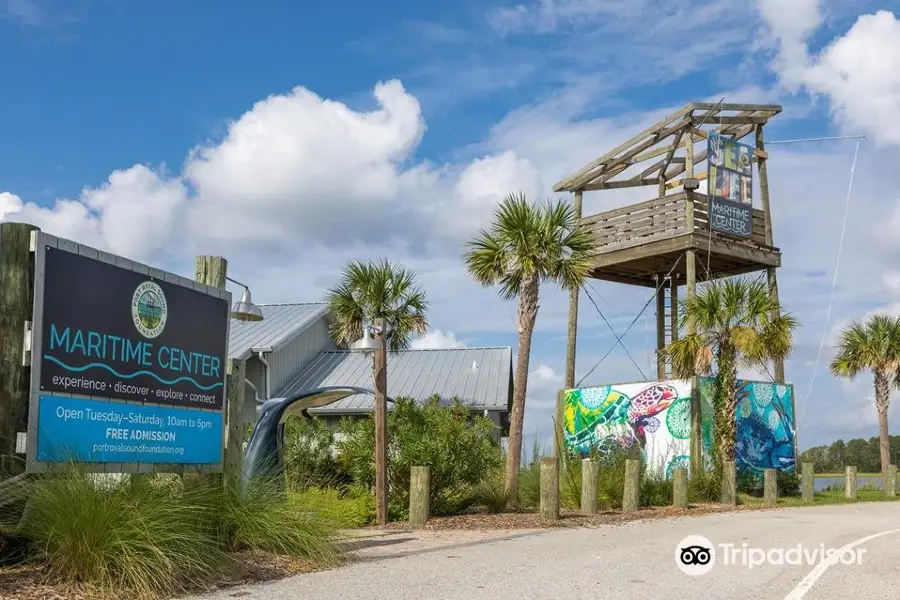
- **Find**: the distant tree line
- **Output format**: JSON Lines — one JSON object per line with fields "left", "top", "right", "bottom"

{"left": 798, "top": 436, "right": 900, "bottom": 474}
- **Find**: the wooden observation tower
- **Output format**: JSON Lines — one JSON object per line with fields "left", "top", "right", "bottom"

{"left": 556, "top": 102, "right": 786, "bottom": 394}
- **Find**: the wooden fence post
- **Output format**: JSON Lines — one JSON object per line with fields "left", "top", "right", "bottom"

{"left": 622, "top": 459, "right": 640, "bottom": 513}
{"left": 673, "top": 468, "right": 688, "bottom": 508}
{"left": 581, "top": 458, "right": 598, "bottom": 515}
{"left": 409, "top": 465, "right": 430, "bottom": 526}
{"left": 801, "top": 462, "right": 814, "bottom": 502}
{"left": 845, "top": 466, "right": 857, "bottom": 500}
{"left": 887, "top": 465, "right": 898, "bottom": 498}
{"left": 763, "top": 468, "right": 777, "bottom": 507}
{"left": 0, "top": 222, "right": 39, "bottom": 476}
{"left": 721, "top": 460, "right": 736, "bottom": 506}
{"left": 540, "top": 457, "right": 559, "bottom": 521}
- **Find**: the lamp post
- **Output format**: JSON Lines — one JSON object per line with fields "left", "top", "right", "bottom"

{"left": 352, "top": 319, "right": 392, "bottom": 525}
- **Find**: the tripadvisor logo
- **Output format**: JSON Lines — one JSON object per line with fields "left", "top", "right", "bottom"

{"left": 132, "top": 281, "right": 168, "bottom": 339}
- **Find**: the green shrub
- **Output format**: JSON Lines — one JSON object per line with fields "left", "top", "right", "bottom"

{"left": 18, "top": 470, "right": 230, "bottom": 598}
{"left": 473, "top": 469, "right": 510, "bottom": 513}
{"left": 336, "top": 396, "right": 503, "bottom": 518}
{"left": 689, "top": 467, "right": 723, "bottom": 503}
{"left": 282, "top": 415, "right": 349, "bottom": 489}
{"left": 517, "top": 438, "right": 545, "bottom": 508}
{"left": 641, "top": 468, "right": 673, "bottom": 507}
{"left": 290, "top": 486, "right": 375, "bottom": 528}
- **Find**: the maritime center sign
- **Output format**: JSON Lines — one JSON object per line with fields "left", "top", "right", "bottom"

{"left": 39, "top": 247, "right": 227, "bottom": 410}
{"left": 27, "top": 238, "right": 231, "bottom": 472}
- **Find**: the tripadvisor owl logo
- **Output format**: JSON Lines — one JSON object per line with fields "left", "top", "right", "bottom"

{"left": 132, "top": 280, "right": 168, "bottom": 339}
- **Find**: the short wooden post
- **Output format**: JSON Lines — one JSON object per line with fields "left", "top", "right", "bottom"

{"left": 622, "top": 459, "right": 640, "bottom": 513}
{"left": 721, "top": 460, "right": 737, "bottom": 505}
{"left": 540, "top": 457, "right": 559, "bottom": 521}
{"left": 0, "top": 222, "right": 39, "bottom": 476}
{"left": 409, "top": 465, "right": 430, "bottom": 526}
{"left": 801, "top": 463, "right": 814, "bottom": 502}
{"left": 888, "top": 465, "right": 898, "bottom": 498}
{"left": 673, "top": 468, "right": 688, "bottom": 508}
{"left": 845, "top": 466, "right": 857, "bottom": 500}
{"left": 763, "top": 468, "right": 778, "bottom": 507}
{"left": 581, "top": 458, "right": 598, "bottom": 514}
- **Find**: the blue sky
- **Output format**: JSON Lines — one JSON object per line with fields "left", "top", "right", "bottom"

{"left": 4, "top": 0, "right": 900, "bottom": 451}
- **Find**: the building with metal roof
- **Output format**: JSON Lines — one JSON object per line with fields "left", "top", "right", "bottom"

{"left": 228, "top": 303, "right": 512, "bottom": 436}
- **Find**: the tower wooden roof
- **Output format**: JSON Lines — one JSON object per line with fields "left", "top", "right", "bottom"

{"left": 553, "top": 102, "right": 782, "bottom": 194}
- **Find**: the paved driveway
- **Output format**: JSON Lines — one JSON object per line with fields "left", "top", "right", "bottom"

{"left": 191, "top": 502, "right": 900, "bottom": 600}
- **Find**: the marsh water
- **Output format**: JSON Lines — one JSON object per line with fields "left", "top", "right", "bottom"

{"left": 814, "top": 475, "right": 884, "bottom": 492}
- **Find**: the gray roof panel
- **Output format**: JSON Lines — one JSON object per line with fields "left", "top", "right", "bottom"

{"left": 228, "top": 303, "right": 328, "bottom": 359}
{"left": 276, "top": 347, "right": 513, "bottom": 413}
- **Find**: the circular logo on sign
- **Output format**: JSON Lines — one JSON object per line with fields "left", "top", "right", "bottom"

{"left": 132, "top": 281, "right": 168, "bottom": 339}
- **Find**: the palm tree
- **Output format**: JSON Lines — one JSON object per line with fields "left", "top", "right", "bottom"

{"left": 830, "top": 314, "right": 900, "bottom": 474}
{"left": 463, "top": 192, "right": 597, "bottom": 501}
{"left": 663, "top": 277, "right": 797, "bottom": 468}
{"left": 326, "top": 259, "right": 428, "bottom": 525}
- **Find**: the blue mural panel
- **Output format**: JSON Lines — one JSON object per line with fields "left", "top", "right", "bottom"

{"left": 37, "top": 395, "right": 223, "bottom": 465}
{"left": 699, "top": 378, "right": 796, "bottom": 480}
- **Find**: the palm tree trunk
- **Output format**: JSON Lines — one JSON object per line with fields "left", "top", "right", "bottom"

{"left": 874, "top": 369, "right": 891, "bottom": 474}
{"left": 373, "top": 332, "right": 389, "bottom": 525}
{"left": 505, "top": 277, "right": 540, "bottom": 504}
{"left": 715, "top": 342, "right": 738, "bottom": 464}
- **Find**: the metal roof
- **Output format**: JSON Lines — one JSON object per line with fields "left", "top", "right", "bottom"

{"left": 228, "top": 303, "right": 329, "bottom": 359}
{"left": 276, "top": 347, "right": 513, "bottom": 413}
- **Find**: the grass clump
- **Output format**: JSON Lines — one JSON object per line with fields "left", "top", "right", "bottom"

{"left": 473, "top": 468, "right": 510, "bottom": 513}
{"left": 289, "top": 486, "right": 375, "bottom": 528}
{"left": 8, "top": 468, "right": 344, "bottom": 599}
{"left": 17, "top": 471, "right": 230, "bottom": 598}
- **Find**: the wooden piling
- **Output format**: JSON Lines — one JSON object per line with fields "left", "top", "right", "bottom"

{"left": 845, "top": 466, "right": 857, "bottom": 500}
{"left": 763, "top": 468, "right": 778, "bottom": 507}
{"left": 0, "top": 222, "right": 39, "bottom": 476}
{"left": 540, "top": 457, "right": 559, "bottom": 521}
{"left": 721, "top": 461, "right": 736, "bottom": 506}
{"left": 581, "top": 458, "right": 598, "bottom": 515}
{"left": 409, "top": 465, "right": 431, "bottom": 526}
{"left": 801, "top": 462, "right": 814, "bottom": 503}
{"left": 887, "top": 465, "right": 898, "bottom": 498}
{"left": 622, "top": 459, "right": 640, "bottom": 513}
{"left": 194, "top": 256, "right": 244, "bottom": 486}
{"left": 673, "top": 468, "right": 688, "bottom": 508}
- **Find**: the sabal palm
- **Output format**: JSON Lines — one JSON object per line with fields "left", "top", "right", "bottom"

{"left": 830, "top": 314, "right": 900, "bottom": 474}
{"left": 326, "top": 259, "right": 429, "bottom": 352}
{"left": 326, "top": 259, "right": 428, "bottom": 524}
{"left": 464, "top": 192, "right": 597, "bottom": 501}
{"left": 663, "top": 277, "right": 797, "bottom": 466}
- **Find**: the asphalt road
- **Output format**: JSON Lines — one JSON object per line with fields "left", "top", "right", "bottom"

{"left": 191, "top": 503, "right": 900, "bottom": 600}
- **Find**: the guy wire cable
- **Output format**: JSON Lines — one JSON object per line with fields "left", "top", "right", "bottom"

{"left": 583, "top": 283, "right": 647, "bottom": 379}
{"left": 576, "top": 255, "right": 682, "bottom": 387}
{"left": 796, "top": 139, "right": 862, "bottom": 429}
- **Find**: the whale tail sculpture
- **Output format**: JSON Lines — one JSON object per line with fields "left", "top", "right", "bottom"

{"left": 240, "top": 386, "right": 392, "bottom": 490}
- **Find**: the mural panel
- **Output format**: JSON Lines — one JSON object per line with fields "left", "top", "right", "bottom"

{"left": 563, "top": 380, "right": 692, "bottom": 478}
{"left": 699, "top": 378, "right": 796, "bottom": 480}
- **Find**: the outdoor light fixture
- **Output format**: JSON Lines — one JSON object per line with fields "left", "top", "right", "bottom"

{"left": 350, "top": 320, "right": 393, "bottom": 351}
{"left": 226, "top": 276, "right": 264, "bottom": 322}
{"left": 683, "top": 177, "right": 700, "bottom": 191}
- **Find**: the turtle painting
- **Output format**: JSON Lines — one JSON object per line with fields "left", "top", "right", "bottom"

{"left": 563, "top": 381, "right": 690, "bottom": 472}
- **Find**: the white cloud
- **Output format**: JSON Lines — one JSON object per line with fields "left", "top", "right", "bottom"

{"left": 409, "top": 329, "right": 467, "bottom": 349}
{"left": 761, "top": 7, "right": 900, "bottom": 147}
{"left": 525, "top": 363, "right": 563, "bottom": 410}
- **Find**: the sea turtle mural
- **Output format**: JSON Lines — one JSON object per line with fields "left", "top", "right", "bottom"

{"left": 563, "top": 380, "right": 692, "bottom": 477}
